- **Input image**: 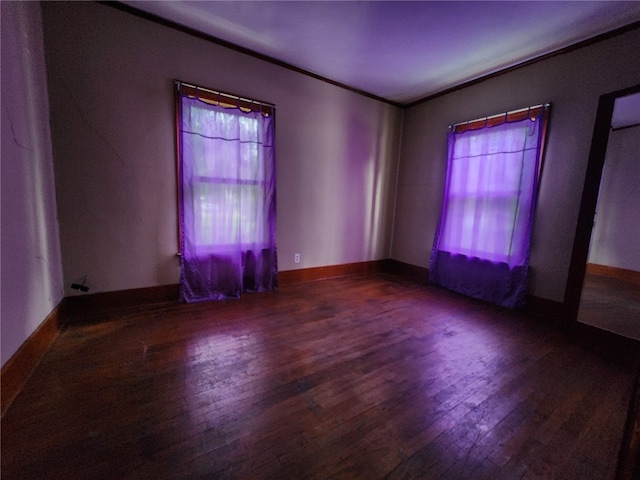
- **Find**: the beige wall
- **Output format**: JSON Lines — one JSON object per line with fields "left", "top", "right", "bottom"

{"left": 588, "top": 126, "right": 640, "bottom": 271}
{"left": 41, "top": 2, "right": 402, "bottom": 296}
{"left": 392, "top": 28, "right": 640, "bottom": 302}
{"left": 1, "top": 2, "right": 64, "bottom": 366}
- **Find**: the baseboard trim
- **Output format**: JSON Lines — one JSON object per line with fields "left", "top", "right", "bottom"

{"left": 278, "top": 260, "right": 388, "bottom": 285}
{"left": 1, "top": 302, "right": 64, "bottom": 417}
{"left": 526, "top": 294, "right": 564, "bottom": 320}
{"left": 382, "top": 259, "right": 429, "bottom": 284}
{"left": 64, "top": 284, "right": 180, "bottom": 326}
{"left": 586, "top": 263, "right": 640, "bottom": 286}
{"left": 64, "top": 263, "right": 392, "bottom": 324}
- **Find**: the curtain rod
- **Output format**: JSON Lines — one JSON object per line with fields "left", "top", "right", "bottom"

{"left": 175, "top": 80, "right": 276, "bottom": 110}
{"left": 449, "top": 103, "right": 550, "bottom": 132}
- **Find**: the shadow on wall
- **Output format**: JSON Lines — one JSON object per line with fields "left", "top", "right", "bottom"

{"left": 1, "top": 1, "right": 64, "bottom": 366}
{"left": 339, "top": 100, "right": 399, "bottom": 263}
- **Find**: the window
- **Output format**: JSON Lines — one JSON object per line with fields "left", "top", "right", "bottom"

{"left": 187, "top": 107, "right": 267, "bottom": 251}
{"left": 430, "top": 104, "right": 550, "bottom": 308}
{"left": 175, "top": 81, "right": 277, "bottom": 302}
{"left": 439, "top": 121, "right": 539, "bottom": 265}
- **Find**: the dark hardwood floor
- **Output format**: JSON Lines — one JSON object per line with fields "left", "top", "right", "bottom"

{"left": 578, "top": 273, "right": 640, "bottom": 341}
{"left": 2, "top": 274, "right": 638, "bottom": 479}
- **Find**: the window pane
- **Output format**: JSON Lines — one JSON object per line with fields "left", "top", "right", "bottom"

{"left": 439, "top": 120, "right": 538, "bottom": 264}
{"left": 184, "top": 102, "right": 269, "bottom": 249}
{"left": 194, "top": 182, "right": 240, "bottom": 246}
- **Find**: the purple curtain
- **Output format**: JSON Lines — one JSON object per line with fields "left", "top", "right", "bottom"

{"left": 179, "top": 95, "right": 277, "bottom": 302}
{"left": 430, "top": 112, "right": 545, "bottom": 308}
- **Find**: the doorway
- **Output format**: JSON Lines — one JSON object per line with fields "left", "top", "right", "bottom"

{"left": 564, "top": 85, "right": 640, "bottom": 339}
{"left": 577, "top": 95, "right": 640, "bottom": 339}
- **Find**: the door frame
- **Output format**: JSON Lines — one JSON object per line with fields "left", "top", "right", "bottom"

{"left": 563, "top": 83, "right": 640, "bottom": 323}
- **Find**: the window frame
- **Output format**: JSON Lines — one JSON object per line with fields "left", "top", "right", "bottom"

{"left": 440, "top": 104, "right": 551, "bottom": 264}
{"left": 174, "top": 81, "right": 275, "bottom": 255}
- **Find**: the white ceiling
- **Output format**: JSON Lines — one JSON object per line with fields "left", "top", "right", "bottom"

{"left": 124, "top": 1, "right": 640, "bottom": 106}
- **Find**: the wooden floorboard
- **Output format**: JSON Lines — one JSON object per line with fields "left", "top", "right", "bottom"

{"left": 578, "top": 272, "right": 640, "bottom": 341}
{"left": 1, "top": 274, "right": 638, "bottom": 479}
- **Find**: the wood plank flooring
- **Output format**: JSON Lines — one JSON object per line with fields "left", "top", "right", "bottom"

{"left": 578, "top": 273, "right": 640, "bottom": 341}
{"left": 2, "top": 274, "right": 638, "bottom": 479}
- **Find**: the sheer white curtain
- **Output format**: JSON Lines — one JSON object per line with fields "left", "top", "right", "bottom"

{"left": 178, "top": 94, "right": 277, "bottom": 302}
{"left": 430, "top": 107, "right": 548, "bottom": 308}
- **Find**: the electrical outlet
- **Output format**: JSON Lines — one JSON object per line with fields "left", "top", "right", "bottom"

{"left": 294, "top": 253, "right": 301, "bottom": 264}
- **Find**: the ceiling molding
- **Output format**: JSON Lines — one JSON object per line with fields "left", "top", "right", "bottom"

{"left": 405, "top": 20, "right": 640, "bottom": 109}
{"left": 102, "top": 2, "right": 639, "bottom": 110}
{"left": 102, "top": 1, "right": 403, "bottom": 109}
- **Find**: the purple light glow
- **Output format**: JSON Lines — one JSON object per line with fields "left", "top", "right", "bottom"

{"left": 179, "top": 96, "right": 277, "bottom": 302}
{"left": 430, "top": 114, "right": 544, "bottom": 309}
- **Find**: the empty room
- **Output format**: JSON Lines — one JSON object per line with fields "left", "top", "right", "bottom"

{"left": 2, "top": 1, "right": 640, "bottom": 479}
